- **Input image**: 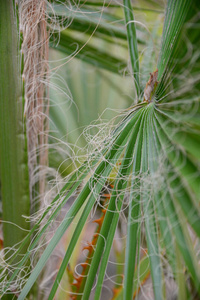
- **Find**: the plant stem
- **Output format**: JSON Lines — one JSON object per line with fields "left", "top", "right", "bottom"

{"left": 0, "top": 0, "right": 30, "bottom": 262}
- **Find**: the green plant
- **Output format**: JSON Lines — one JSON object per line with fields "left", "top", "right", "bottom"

{"left": 0, "top": 0, "right": 200, "bottom": 299}
{"left": 0, "top": 0, "right": 30, "bottom": 269}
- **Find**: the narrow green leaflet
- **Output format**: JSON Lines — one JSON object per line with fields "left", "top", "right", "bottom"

{"left": 123, "top": 0, "right": 140, "bottom": 98}
{"left": 123, "top": 107, "right": 149, "bottom": 300}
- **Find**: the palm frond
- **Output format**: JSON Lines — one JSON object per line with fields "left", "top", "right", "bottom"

{"left": 1, "top": 1, "right": 200, "bottom": 299}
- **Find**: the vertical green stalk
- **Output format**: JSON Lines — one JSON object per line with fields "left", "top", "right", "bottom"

{"left": 0, "top": 0, "right": 30, "bottom": 262}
